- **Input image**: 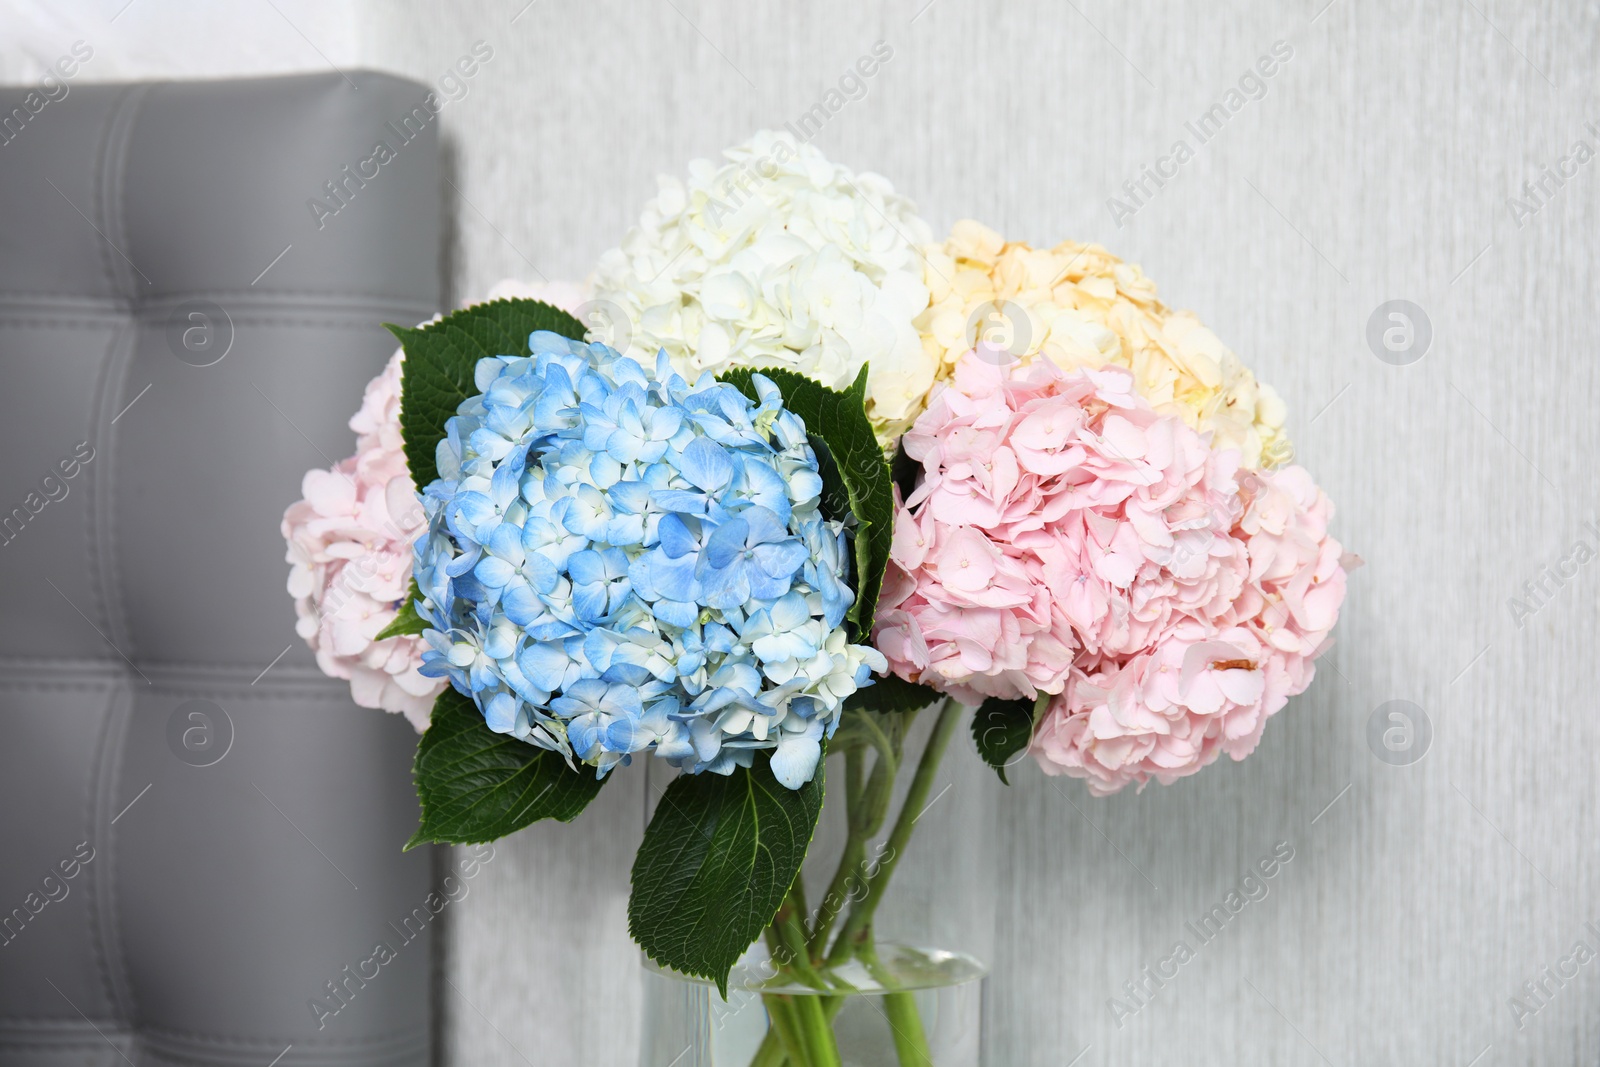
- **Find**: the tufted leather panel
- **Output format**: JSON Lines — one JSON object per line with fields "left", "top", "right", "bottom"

{"left": 0, "top": 71, "right": 442, "bottom": 1066}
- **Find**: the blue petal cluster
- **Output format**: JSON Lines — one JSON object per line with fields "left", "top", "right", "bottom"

{"left": 414, "top": 332, "right": 886, "bottom": 789}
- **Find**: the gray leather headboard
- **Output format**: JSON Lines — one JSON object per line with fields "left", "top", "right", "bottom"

{"left": 0, "top": 71, "right": 441, "bottom": 1066}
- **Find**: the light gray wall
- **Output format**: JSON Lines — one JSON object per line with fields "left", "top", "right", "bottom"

{"left": 9, "top": 0, "right": 1596, "bottom": 1063}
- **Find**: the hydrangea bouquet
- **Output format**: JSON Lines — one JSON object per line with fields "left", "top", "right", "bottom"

{"left": 284, "top": 133, "right": 1352, "bottom": 1067}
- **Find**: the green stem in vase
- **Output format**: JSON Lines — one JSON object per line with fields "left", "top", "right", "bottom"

{"left": 759, "top": 988, "right": 841, "bottom": 1067}
{"left": 758, "top": 888, "right": 845, "bottom": 1067}
{"left": 751, "top": 699, "right": 962, "bottom": 1067}
{"left": 749, "top": 1026, "right": 788, "bottom": 1067}
{"left": 774, "top": 887, "right": 829, "bottom": 991}
{"left": 807, "top": 745, "right": 877, "bottom": 959}
{"left": 857, "top": 934, "right": 935, "bottom": 1067}
{"left": 759, "top": 937, "right": 814, "bottom": 1065}
{"left": 825, "top": 699, "right": 963, "bottom": 969}
{"left": 793, "top": 993, "right": 843, "bottom": 1067}
{"left": 760, "top": 993, "right": 808, "bottom": 1065}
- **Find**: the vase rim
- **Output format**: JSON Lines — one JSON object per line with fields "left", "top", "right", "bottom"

{"left": 641, "top": 941, "right": 988, "bottom": 997}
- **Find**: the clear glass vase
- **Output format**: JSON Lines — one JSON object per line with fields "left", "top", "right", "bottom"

{"left": 640, "top": 941, "right": 986, "bottom": 1067}
{"left": 638, "top": 703, "right": 993, "bottom": 1067}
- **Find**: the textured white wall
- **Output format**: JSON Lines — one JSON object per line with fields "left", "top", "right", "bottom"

{"left": 10, "top": 0, "right": 1596, "bottom": 1063}
{"left": 0, "top": 0, "right": 361, "bottom": 82}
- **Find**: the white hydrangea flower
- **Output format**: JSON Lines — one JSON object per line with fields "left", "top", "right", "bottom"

{"left": 593, "top": 130, "right": 936, "bottom": 445}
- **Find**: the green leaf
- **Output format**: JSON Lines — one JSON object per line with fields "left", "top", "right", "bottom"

{"left": 628, "top": 751, "right": 825, "bottom": 996}
{"left": 717, "top": 365, "right": 894, "bottom": 639}
{"left": 374, "top": 579, "right": 428, "bottom": 641}
{"left": 406, "top": 688, "right": 606, "bottom": 848}
{"left": 389, "top": 298, "right": 586, "bottom": 489}
{"left": 844, "top": 671, "right": 943, "bottom": 715}
{"left": 971, "top": 695, "right": 1043, "bottom": 785}
{"left": 890, "top": 439, "right": 921, "bottom": 502}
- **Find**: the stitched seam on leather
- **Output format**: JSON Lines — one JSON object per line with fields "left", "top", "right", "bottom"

{"left": 0, "top": 319, "right": 124, "bottom": 329}
{"left": 131, "top": 293, "right": 430, "bottom": 309}
{"left": 86, "top": 322, "right": 129, "bottom": 651}
{"left": 82, "top": 89, "right": 144, "bottom": 659}
{"left": 94, "top": 86, "right": 155, "bottom": 668}
{"left": 0, "top": 656, "right": 331, "bottom": 673}
{"left": 137, "top": 1026, "right": 428, "bottom": 1047}
{"left": 100, "top": 686, "right": 139, "bottom": 1022}
{"left": 93, "top": 84, "right": 150, "bottom": 1030}
{"left": 103, "top": 86, "right": 150, "bottom": 298}
{"left": 0, "top": 292, "right": 437, "bottom": 310}
{"left": 99, "top": 334, "right": 135, "bottom": 654}
{"left": 177, "top": 318, "right": 426, "bottom": 329}
{"left": 132, "top": 685, "right": 353, "bottom": 703}
{"left": 83, "top": 683, "right": 123, "bottom": 1022}
{"left": 137, "top": 682, "right": 353, "bottom": 698}
{"left": 0, "top": 680, "right": 121, "bottom": 692}
{"left": 0, "top": 664, "right": 332, "bottom": 676}
{"left": 136, "top": 1044, "right": 428, "bottom": 1067}
{"left": 0, "top": 683, "right": 353, "bottom": 701}
{"left": 86, "top": 89, "right": 124, "bottom": 299}
{"left": 141, "top": 661, "right": 328, "bottom": 675}
{"left": 0, "top": 662, "right": 358, "bottom": 695}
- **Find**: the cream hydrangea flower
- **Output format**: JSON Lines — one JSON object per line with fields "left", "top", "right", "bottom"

{"left": 917, "top": 220, "right": 1293, "bottom": 468}
{"left": 592, "top": 130, "right": 935, "bottom": 445}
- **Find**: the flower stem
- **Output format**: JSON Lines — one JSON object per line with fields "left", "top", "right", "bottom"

{"left": 826, "top": 699, "right": 963, "bottom": 969}
{"left": 808, "top": 747, "right": 871, "bottom": 958}
{"left": 775, "top": 887, "right": 829, "bottom": 991}
{"left": 858, "top": 936, "right": 935, "bottom": 1067}
{"left": 752, "top": 699, "right": 963, "bottom": 1066}
{"left": 812, "top": 716, "right": 902, "bottom": 959}
{"left": 749, "top": 1027, "right": 788, "bottom": 1067}
{"left": 759, "top": 888, "right": 843, "bottom": 1067}
{"left": 791, "top": 993, "right": 843, "bottom": 1067}
{"left": 759, "top": 992, "right": 805, "bottom": 1063}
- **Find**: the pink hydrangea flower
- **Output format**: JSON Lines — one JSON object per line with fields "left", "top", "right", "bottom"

{"left": 282, "top": 352, "right": 443, "bottom": 730}
{"left": 875, "top": 352, "right": 1348, "bottom": 793}
{"left": 1029, "top": 624, "right": 1272, "bottom": 794}
{"left": 877, "top": 356, "right": 1248, "bottom": 703}
{"left": 1030, "top": 464, "right": 1348, "bottom": 795}
{"left": 281, "top": 282, "right": 586, "bottom": 731}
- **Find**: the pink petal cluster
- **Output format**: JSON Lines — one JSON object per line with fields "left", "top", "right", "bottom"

{"left": 875, "top": 354, "right": 1348, "bottom": 794}
{"left": 877, "top": 356, "right": 1247, "bottom": 703}
{"left": 281, "top": 282, "right": 585, "bottom": 731}
{"left": 282, "top": 352, "right": 443, "bottom": 730}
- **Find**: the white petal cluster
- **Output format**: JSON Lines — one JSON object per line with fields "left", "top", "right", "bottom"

{"left": 593, "top": 130, "right": 936, "bottom": 446}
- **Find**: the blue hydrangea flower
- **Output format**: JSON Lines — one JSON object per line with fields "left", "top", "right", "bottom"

{"left": 414, "top": 332, "right": 886, "bottom": 789}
